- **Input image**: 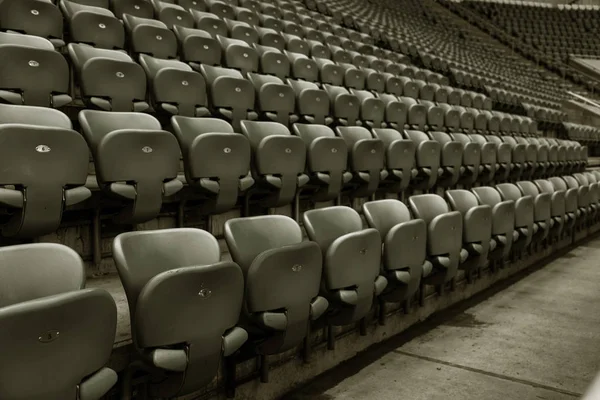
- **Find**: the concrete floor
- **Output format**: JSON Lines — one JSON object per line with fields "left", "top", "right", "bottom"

{"left": 284, "top": 239, "right": 600, "bottom": 400}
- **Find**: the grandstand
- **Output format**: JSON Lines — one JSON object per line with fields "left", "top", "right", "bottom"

{"left": 0, "top": 0, "right": 599, "bottom": 399}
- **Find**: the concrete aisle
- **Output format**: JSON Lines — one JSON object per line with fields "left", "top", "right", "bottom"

{"left": 284, "top": 239, "right": 600, "bottom": 400}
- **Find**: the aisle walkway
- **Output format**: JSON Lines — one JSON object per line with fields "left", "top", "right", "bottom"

{"left": 284, "top": 239, "right": 600, "bottom": 400}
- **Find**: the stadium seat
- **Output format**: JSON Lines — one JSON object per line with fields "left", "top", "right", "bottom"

{"left": 362, "top": 199, "right": 431, "bottom": 307}
{"left": 0, "top": 243, "right": 117, "bottom": 400}
{"left": 113, "top": 228, "right": 247, "bottom": 398}
{"left": 516, "top": 181, "right": 552, "bottom": 247}
{"left": 225, "top": 216, "right": 327, "bottom": 359}
{"left": 495, "top": 183, "right": 536, "bottom": 255}
{"left": 0, "top": 0, "right": 65, "bottom": 47}
{"left": 534, "top": 179, "right": 567, "bottom": 242}
{"left": 0, "top": 104, "right": 90, "bottom": 238}
{"left": 371, "top": 128, "right": 416, "bottom": 193}
{"left": 240, "top": 120, "right": 308, "bottom": 207}
{"left": 171, "top": 117, "right": 254, "bottom": 213}
{"left": 123, "top": 14, "right": 177, "bottom": 58}
{"left": 0, "top": 32, "right": 71, "bottom": 107}
{"left": 303, "top": 206, "right": 387, "bottom": 327}
{"left": 79, "top": 110, "right": 183, "bottom": 223}
{"left": 408, "top": 194, "right": 463, "bottom": 292}
{"left": 60, "top": 0, "right": 125, "bottom": 49}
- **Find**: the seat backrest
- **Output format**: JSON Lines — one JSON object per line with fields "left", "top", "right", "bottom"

{"left": 496, "top": 183, "right": 523, "bottom": 201}
{"left": 303, "top": 206, "right": 363, "bottom": 251}
{"left": 535, "top": 179, "right": 555, "bottom": 194}
{"left": 549, "top": 176, "right": 568, "bottom": 191}
{"left": 472, "top": 186, "right": 502, "bottom": 207}
{"left": 408, "top": 194, "right": 450, "bottom": 223}
{"left": 445, "top": 189, "right": 479, "bottom": 214}
{"left": 362, "top": 199, "right": 411, "bottom": 239}
{"left": 517, "top": 181, "right": 540, "bottom": 197}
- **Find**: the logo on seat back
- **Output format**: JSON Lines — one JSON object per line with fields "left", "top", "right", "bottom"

{"left": 38, "top": 330, "right": 60, "bottom": 343}
{"left": 142, "top": 146, "right": 153, "bottom": 153}
{"left": 35, "top": 145, "right": 51, "bottom": 153}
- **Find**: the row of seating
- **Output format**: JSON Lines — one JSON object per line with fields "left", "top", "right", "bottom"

{"left": 564, "top": 122, "right": 600, "bottom": 145}
{"left": 0, "top": 103, "right": 585, "bottom": 238}
{"left": 5, "top": 170, "right": 600, "bottom": 399}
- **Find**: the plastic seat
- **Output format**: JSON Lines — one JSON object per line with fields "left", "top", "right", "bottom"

{"left": 471, "top": 186, "right": 516, "bottom": 266}
{"left": 573, "top": 173, "right": 598, "bottom": 222}
{"left": 534, "top": 179, "right": 567, "bottom": 242}
{"left": 427, "top": 131, "right": 463, "bottom": 188}
{"left": 446, "top": 189, "right": 495, "bottom": 280}
{"left": 375, "top": 93, "right": 407, "bottom": 130}
{"left": 303, "top": 206, "right": 387, "bottom": 327}
{"left": 204, "top": 0, "right": 235, "bottom": 19}
{"left": 110, "top": 0, "right": 154, "bottom": 19}
{"left": 218, "top": 36, "right": 259, "bottom": 74}
{"left": 287, "top": 79, "right": 331, "bottom": 125}
{"left": 140, "top": 55, "right": 209, "bottom": 117}
{"left": 0, "top": 243, "right": 117, "bottom": 400}
{"left": 362, "top": 199, "right": 431, "bottom": 306}
{"left": 528, "top": 137, "right": 549, "bottom": 178}
{"left": 404, "top": 130, "right": 441, "bottom": 190}
{"left": 486, "top": 135, "right": 513, "bottom": 182}
{"left": 408, "top": 194, "right": 463, "bottom": 291}
{"left": 113, "top": 228, "right": 247, "bottom": 398}
{"left": 495, "top": 183, "right": 535, "bottom": 255}
{"left": 371, "top": 128, "right": 416, "bottom": 193}
{"left": 324, "top": 85, "right": 360, "bottom": 126}
{"left": 399, "top": 97, "right": 427, "bottom": 130}
{"left": 0, "top": 33, "right": 71, "bottom": 107}
{"left": 190, "top": 10, "right": 227, "bottom": 37}
{"left": 247, "top": 73, "right": 297, "bottom": 125}
{"left": 227, "top": 20, "right": 259, "bottom": 45}
{"left": 254, "top": 44, "right": 290, "bottom": 79}
{"left": 468, "top": 133, "right": 497, "bottom": 184}
{"left": 233, "top": 5, "right": 259, "bottom": 26}
{"left": 174, "top": 25, "right": 221, "bottom": 67}
{"left": 200, "top": 64, "right": 257, "bottom": 131}
{"left": 514, "top": 136, "right": 537, "bottom": 180}
{"left": 0, "top": 104, "right": 90, "bottom": 237}
{"left": 171, "top": 116, "right": 253, "bottom": 213}
{"left": 240, "top": 120, "right": 308, "bottom": 207}
{"left": 516, "top": 181, "right": 551, "bottom": 247}
{"left": 450, "top": 132, "right": 481, "bottom": 187}
{"left": 123, "top": 14, "right": 177, "bottom": 59}
{"left": 0, "top": 0, "right": 64, "bottom": 47}
{"left": 225, "top": 215, "right": 327, "bottom": 360}
{"left": 153, "top": 0, "right": 194, "bottom": 28}
{"left": 548, "top": 176, "right": 583, "bottom": 233}
{"left": 292, "top": 123, "right": 351, "bottom": 202}
{"left": 336, "top": 126, "right": 387, "bottom": 198}
{"left": 69, "top": 44, "right": 149, "bottom": 112}
{"left": 562, "top": 175, "right": 592, "bottom": 229}
{"left": 79, "top": 110, "right": 183, "bottom": 223}
{"left": 60, "top": 0, "right": 124, "bottom": 49}
{"left": 349, "top": 89, "right": 385, "bottom": 128}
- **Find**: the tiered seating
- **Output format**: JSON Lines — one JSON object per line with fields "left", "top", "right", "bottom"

{"left": 0, "top": 0, "right": 599, "bottom": 399}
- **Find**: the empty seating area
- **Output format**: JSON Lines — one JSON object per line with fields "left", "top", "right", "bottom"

{"left": 456, "top": 0, "right": 600, "bottom": 92}
{"left": 0, "top": 0, "right": 599, "bottom": 399}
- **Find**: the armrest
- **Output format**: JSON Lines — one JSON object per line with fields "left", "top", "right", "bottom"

{"left": 223, "top": 326, "right": 248, "bottom": 357}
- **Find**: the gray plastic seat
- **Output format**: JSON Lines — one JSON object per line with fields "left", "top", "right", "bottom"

{"left": 427, "top": 131, "right": 463, "bottom": 188}
{"left": 0, "top": 0, "right": 64, "bottom": 47}
{"left": 200, "top": 64, "right": 257, "bottom": 131}
{"left": 534, "top": 179, "right": 567, "bottom": 242}
{"left": 501, "top": 136, "right": 526, "bottom": 182}
{"left": 495, "top": 183, "right": 535, "bottom": 255}
{"left": 376, "top": 93, "right": 408, "bottom": 130}
{"left": 573, "top": 173, "right": 598, "bottom": 222}
{"left": 548, "top": 176, "right": 582, "bottom": 233}
{"left": 287, "top": 79, "right": 331, "bottom": 125}
{"left": 303, "top": 206, "right": 387, "bottom": 326}
{"left": 110, "top": 0, "right": 154, "bottom": 19}
{"left": 190, "top": 10, "right": 227, "bottom": 37}
{"left": 60, "top": 0, "right": 124, "bottom": 49}
{"left": 69, "top": 44, "right": 149, "bottom": 112}
{"left": 517, "top": 181, "right": 551, "bottom": 246}
{"left": 562, "top": 175, "right": 592, "bottom": 229}
{"left": 174, "top": 25, "right": 221, "bottom": 68}
{"left": 218, "top": 36, "right": 259, "bottom": 74}
{"left": 0, "top": 32, "right": 71, "bottom": 107}
{"left": 233, "top": 5, "right": 259, "bottom": 26}
{"left": 446, "top": 189, "right": 495, "bottom": 280}
{"left": 227, "top": 20, "right": 259, "bottom": 45}
{"left": 372, "top": 128, "right": 416, "bottom": 193}
{"left": 408, "top": 194, "right": 463, "bottom": 291}
{"left": 123, "top": 14, "right": 177, "bottom": 58}
{"left": 254, "top": 44, "right": 290, "bottom": 79}
{"left": 248, "top": 73, "right": 297, "bottom": 126}
{"left": 171, "top": 117, "right": 254, "bottom": 213}
{"left": 205, "top": 0, "right": 235, "bottom": 19}
{"left": 0, "top": 104, "right": 90, "bottom": 238}
{"left": 450, "top": 132, "right": 481, "bottom": 187}
{"left": 399, "top": 97, "right": 427, "bottom": 130}
{"left": 324, "top": 84, "right": 360, "bottom": 126}
{"left": 528, "top": 137, "right": 549, "bottom": 178}
{"left": 152, "top": 0, "right": 194, "bottom": 29}
{"left": 240, "top": 120, "right": 308, "bottom": 207}
{"left": 336, "top": 126, "right": 387, "bottom": 198}
{"left": 113, "top": 228, "right": 247, "bottom": 398}
{"left": 468, "top": 133, "right": 497, "bottom": 184}
{"left": 350, "top": 89, "right": 385, "bottom": 128}
{"left": 362, "top": 199, "right": 431, "bottom": 306}
{"left": 292, "top": 124, "right": 351, "bottom": 202}
{"left": 0, "top": 243, "right": 117, "bottom": 400}
{"left": 404, "top": 130, "right": 441, "bottom": 191}
{"left": 140, "top": 55, "right": 209, "bottom": 117}
{"left": 515, "top": 136, "right": 537, "bottom": 180}
{"left": 486, "top": 135, "right": 512, "bottom": 182}
{"left": 256, "top": 26, "right": 285, "bottom": 50}
{"left": 224, "top": 216, "right": 327, "bottom": 357}
{"left": 471, "top": 186, "right": 516, "bottom": 266}
{"left": 79, "top": 110, "right": 183, "bottom": 223}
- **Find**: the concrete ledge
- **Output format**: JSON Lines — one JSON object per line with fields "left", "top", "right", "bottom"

{"left": 95, "top": 223, "right": 600, "bottom": 399}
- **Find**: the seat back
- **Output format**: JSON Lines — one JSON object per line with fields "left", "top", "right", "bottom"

{"left": 0, "top": 244, "right": 116, "bottom": 400}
